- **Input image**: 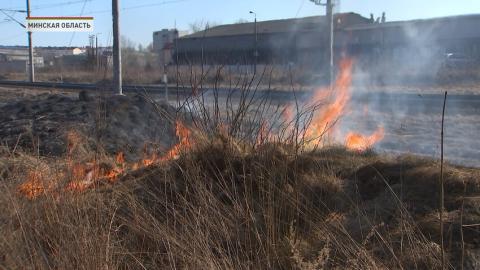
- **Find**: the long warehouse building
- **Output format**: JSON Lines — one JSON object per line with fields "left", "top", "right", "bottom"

{"left": 167, "top": 12, "right": 480, "bottom": 71}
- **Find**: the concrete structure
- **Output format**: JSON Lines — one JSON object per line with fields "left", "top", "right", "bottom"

{"left": 36, "top": 47, "right": 86, "bottom": 66}
{"left": 153, "top": 29, "right": 178, "bottom": 52}
{"left": 153, "top": 29, "right": 188, "bottom": 66}
{"left": 0, "top": 61, "right": 29, "bottom": 74}
{"left": 174, "top": 13, "right": 369, "bottom": 66}
{"left": 170, "top": 13, "right": 480, "bottom": 76}
{"left": 340, "top": 14, "right": 480, "bottom": 73}
{"left": 0, "top": 47, "right": 44, "bottom": 75}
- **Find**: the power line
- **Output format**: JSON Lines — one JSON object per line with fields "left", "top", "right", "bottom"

{"left": 121, "top": 0, "right": 189, "bottom": 11}
{"left": 295, "top": 0, "right": 306, "bottom": 18}
{"left": 1, "top": 0, "right": 94, "bottom": 12}
{"left": 0, "top": 8, "right": 26, "bottom": 13}
{"left": 82, "top": 0, "right": 190, "bottom": 15}
{"left": 68, "top": 0, "right": 89, "bottom": 46}
{"left": 1, "top": 0, "right": 189, "bottom": 19}
{"left": 32, "top": 0, "right": 94, "bottom": 11}
{"left": 0, "top": 9, "right": 25, "bottom": 28}
{"left": 2, "top": 0, "right": 187, "bottom": 14}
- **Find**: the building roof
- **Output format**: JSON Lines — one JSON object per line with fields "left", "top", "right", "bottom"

{"left": 183, "top": 12, "right": 369, "bottom": 39}
{"left": 0, "top": 48, "right": 29, "bottom": 56}
{"left": 345, "top": 13, "right": 480, "bottom": 31}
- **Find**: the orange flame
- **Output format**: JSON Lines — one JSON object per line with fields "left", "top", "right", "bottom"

{"left": 65, "top": 160, "right": 123, "bottom": 192}
{"left": 19, "top": 120, "right": 193, "bottom": 199}
{"left": 160, "top": 120, "right": 191, "bottom": 161}
{"left": 18, "top": 171, "right": 47, "bottom": 200}
{"left": 282, "top": 58, "right": 385, "bottom": 151}
{"left": 67, "top": 120, "right": 192, "bottom": 192}
{"left": 345, "top": 127, "right": 385, "bottom": 152}
{"left": 305, "top": 58, "right": 354, "bottom": 144}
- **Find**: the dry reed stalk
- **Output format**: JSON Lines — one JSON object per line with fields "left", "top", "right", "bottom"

{"left": 440, "top": 91, "right": 447, "bottom": 269}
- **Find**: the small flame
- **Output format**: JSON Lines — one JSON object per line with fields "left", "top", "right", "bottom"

{"left": 65, "top": 160, "right": 124, "bottom": 192}
{"left": 345, "top": 127, "right": 385, "bottom": 152}
{"left": 160, "top": 120, "right": 192, "bottom": 161}
{"left": 19, "top": 120, "right": 193, "bottom": 199}
{"left": 18, "top": 171, "right": 46, "bottom": 199}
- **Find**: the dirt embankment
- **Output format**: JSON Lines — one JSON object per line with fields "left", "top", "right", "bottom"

{"left": 0, "top": 91, "right": 177, "bottom": 160}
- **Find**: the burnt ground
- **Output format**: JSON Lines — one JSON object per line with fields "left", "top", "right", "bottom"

{"left": 0, "top": 89, "right": 178, "bottom": 160}
{"left": 2, "top": 86, "right": 480, "bottom": 167}
{"left": 0, "top": 87, "right": 480, "bottom": 269}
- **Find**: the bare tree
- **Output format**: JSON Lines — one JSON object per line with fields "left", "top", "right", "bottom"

{"left": 120, "top": 35, "right": 137, "bottom": 52}
{"left": 188, "top": 19, "right": 219, "bottom": 33}
{"left": 235, "top": 18, "right": 249, "bottom": 23}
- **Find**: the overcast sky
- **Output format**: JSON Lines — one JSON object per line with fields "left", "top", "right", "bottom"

{"left": 1, "top": 0, "right": 479, "bottom": 47}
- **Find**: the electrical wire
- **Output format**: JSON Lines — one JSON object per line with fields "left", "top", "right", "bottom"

{"left": 82, "top": 0, "right": 190, "bottom": 15}
{"left": 32, "top": 0, "right": 94, "bottom": 11}
{"left": 0, "top": 9, "right": 25, "bottom": 28}
{"left": 1, "top": 0, "right": 187, "bottom": 14}
{"left": 295, "top": 0, "right": 306, "bottom": 18}
{"left": 1, "top": 0, "right": 94, "bottom": 12}
{"left": 68, "top": 0, "right": 89, "bottom": 46}
{"left": 0, "top": 8, "right": 26, "bottom": 13}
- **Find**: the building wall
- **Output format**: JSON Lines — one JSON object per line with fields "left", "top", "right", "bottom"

{"left": 153, "top": 29, "right": 178, "bottom": 52}
{"left": 339, "top": 15, "right": 480, "bottom": 76}
{"left": 171, "top": 13, "right": 480, "bottom": 79}
{"left": 175, "top": 30, "right": 330, "bottom": 66}
{"left": 0, "top": 60, "right": 27, "bottom": 74}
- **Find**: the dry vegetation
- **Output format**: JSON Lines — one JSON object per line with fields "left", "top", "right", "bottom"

{"left": 1, "top": 132, "right": 480, "bottom": 269}
{"left": 1, "top": 65, "right": 479, "bottom": 269}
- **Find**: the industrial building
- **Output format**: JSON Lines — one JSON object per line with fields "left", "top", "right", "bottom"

{"left": 0, "top": 47, "right": 44, "bottom": 74}
{"left": 36, "top": 47, "right": 86, "bottom": 66}
{"left": 173, "top": 13, "right": 369, "bottom": 66}
{"left": 161, "top": 12, "right": 480, "bottom": 73}
{"left": 153, "top": 29, "right": 188, "bottom": 66}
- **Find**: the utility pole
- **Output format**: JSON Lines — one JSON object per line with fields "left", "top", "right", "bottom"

{"left": 326, "top": 0, "right": 334, "bottom": 87}
{"left": 310, "top": 0, "right": 334, "bottom": 86}
{"left": 112, "top": 0, "right": 123, "bottom": 95}
{"left": 95, "top": 33, "right": 99, "bottom": 69}
{"left": 26, "top": 0, "right": 35, "bottom": 82}
{"left": 94, "top": 33, "right": 102, "bottom": 71}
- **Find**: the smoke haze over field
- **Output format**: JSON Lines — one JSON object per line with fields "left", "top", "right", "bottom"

{"left": 0, "top": 0, "right": 479, "bottom": 46}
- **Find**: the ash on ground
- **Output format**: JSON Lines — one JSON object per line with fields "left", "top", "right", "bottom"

{"left": 0, "top": 90, "right": 178, "bottom": 160}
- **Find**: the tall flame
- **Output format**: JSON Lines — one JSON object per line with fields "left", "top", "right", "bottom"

{"left": 306, "top": 59, "right": 353, "bottom": 144}
{"left": 283, "top": 58, "right": 385, "bottom": 151}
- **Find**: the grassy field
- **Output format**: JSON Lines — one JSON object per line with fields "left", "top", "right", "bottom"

{"left": 1, "top": 115, "right": 479, "bottom": 269}
{"left": 1, "top": 140, "right": 479, "bottom": 269}
{"left": 1, "top": 64, "right": 479, "bottom": 269}
{"left": 5, "top": 63, "right": 480, "bottom": 94}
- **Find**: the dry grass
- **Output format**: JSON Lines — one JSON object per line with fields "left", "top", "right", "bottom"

{"left": 1, "top": 65, "right": 479, "bottom": 269}
{"left": 2, "top": 131, "right": 479, "bottom": 269}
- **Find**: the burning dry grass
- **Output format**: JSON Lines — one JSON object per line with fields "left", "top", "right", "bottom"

{"left": 1, "top": 58, "right": 480, "bottom": 269}
{"left": 1, "top": 131, "right": 479, "bottom": 269}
